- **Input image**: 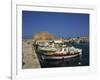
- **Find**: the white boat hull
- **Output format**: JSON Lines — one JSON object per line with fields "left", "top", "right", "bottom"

{"left": 41, "top": 53, "right": 81, "bottom": 60}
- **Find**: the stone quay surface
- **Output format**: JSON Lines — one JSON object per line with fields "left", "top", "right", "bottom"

{"left": 22, "top": 39, "right": 41, "bottom": 69}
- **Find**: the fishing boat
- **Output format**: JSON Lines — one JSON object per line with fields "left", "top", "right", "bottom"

{"left": 33, "top": 40, "right": 82, "bottom": 61}
{"left": 38, "top": 44, "right": 82, "bottom": 60}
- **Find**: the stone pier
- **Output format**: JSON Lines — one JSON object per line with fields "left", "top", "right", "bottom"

{"left": 22, "top": 39, "right": 41, "bottom": 69}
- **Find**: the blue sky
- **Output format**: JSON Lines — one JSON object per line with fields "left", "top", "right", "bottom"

{"left": 22, "top": 11, "right": 89, "bottom": 39}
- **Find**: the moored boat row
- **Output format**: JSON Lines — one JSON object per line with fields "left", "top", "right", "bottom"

{"left": 33, "top": 40, "right": 82, "bottom": 61}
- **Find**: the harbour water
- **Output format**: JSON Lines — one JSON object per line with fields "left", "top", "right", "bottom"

{"left": 71, "top": 42, "right": 89, "bottom": 66}
{"left": 37, "top": 42, "right": 89, "bottom": 68}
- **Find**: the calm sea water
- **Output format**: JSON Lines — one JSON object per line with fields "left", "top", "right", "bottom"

{"left": 66, "top": 42, "right": 89, "bottom": 66}
{"left": 38, "top": 42, "right": 89, "bottom": 68}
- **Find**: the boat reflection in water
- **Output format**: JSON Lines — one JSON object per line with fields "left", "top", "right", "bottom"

{"left": 33, "top": 40, "right": 82, "bottom": 68}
